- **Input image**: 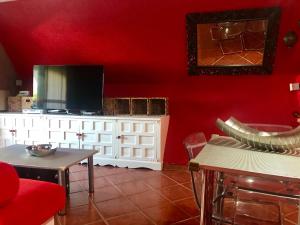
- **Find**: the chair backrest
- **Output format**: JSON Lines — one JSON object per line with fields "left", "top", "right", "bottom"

{"left": 183, "top": 132, "right": 207, "bottom": 160}
{"left": 183, "top": 132, "right": 207, "bottom": 211}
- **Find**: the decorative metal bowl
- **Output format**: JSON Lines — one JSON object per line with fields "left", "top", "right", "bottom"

{"left": 25, "top": 144, "right": 56, "bottom": 157}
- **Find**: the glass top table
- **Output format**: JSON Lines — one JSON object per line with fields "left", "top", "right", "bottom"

{"left": 0, "top": 144, "right": 98, "bottom": 171}
{"left": 189, "top": 136, "right": 300, "bottom": 225}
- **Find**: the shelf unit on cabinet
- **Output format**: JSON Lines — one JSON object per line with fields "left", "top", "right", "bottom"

{"left": 0, "top": 113, "right": 169, "bottom": 170}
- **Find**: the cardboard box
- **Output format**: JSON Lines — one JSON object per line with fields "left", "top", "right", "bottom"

{"left": 8, "top": 96, "right": 33, "bottom": 112}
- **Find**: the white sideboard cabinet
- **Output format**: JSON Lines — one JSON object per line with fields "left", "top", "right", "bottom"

{"left": 0, "top": 113, "right": 169, "bottom": 170}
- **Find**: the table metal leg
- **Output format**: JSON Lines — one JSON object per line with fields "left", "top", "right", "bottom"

{"left": 200, "top": 169, "right": 206, "bottom": 225}
{"left": 87, "top": 156, "right": 94, "bottom": 193}
{"left": 200, "top": 169, "right": 214, "bottom": 225}
{"left": 214, "top": 171, "right": 225, "bottom": 224}
{"left": 58, "top": 170, "right": 66, "bottom": 215}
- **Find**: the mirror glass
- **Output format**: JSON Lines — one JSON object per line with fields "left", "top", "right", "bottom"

{"left": 197, "top": 20, "right": 267, "bottom": 66}
{"left": 186, "top": 8, "right": 281, "bottom": 75}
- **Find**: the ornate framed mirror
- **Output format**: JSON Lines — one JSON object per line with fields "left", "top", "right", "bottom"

{"left": 186, "top": 7, "right": 281, "bottom": 75}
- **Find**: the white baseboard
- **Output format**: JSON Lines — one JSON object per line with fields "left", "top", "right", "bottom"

{"left": 93, "top": 157, "right": 163, "bottom": 170}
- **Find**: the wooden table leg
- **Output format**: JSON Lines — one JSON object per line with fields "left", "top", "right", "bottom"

{"left": 200, "top": 169, "right": 214, "bottom": 225}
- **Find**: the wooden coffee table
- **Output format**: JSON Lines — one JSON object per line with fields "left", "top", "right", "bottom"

{"left": 0, "top": 144, "right": 98, "bottom": 214}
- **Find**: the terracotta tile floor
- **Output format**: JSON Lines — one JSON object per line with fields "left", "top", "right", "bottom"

{"left": 55, "top": 165, "right": 299, "bottom": 225}
{"left": 55, "top": 165, "right": 198, "bottom": 225}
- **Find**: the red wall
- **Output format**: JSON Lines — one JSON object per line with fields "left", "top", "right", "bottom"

{"left": 0, "top": 0, "right": 299, "bottom": 164}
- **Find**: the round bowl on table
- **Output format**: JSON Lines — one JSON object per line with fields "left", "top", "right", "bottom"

{"left": 25, "top": 144, "right": 56, "bottom": 157}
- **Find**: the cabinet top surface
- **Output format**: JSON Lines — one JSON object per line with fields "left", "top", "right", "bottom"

{"left": 0, "top": 113, "right": 169, "bottom": 120}
{"left": 0, "top": 144, "right": 97, "bottom": 170}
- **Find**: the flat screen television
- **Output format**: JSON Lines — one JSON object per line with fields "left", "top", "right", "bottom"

{"left": 33, "top": 65, "right": 104, "bottom": 114}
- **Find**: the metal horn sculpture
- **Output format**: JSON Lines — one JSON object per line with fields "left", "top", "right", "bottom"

{"left": 216, "top": 117, "right": 300, "bottom": 152}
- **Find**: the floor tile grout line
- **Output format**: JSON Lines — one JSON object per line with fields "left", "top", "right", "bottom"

{"left": 105, "top": 177, "right": 157, "bottom": 225}
{"left": 68, "top": 165, "right": 299, "bottom": 225}
{"left": 104, "top": 211, "right": 142, "bottom": 221}
{"left": 83, "top": 219, "right": 106, "bottom": 225}
{"left": 97, "top": 166, "right": 195, "bottom": 218}
{"left": 70, "top": 165, "right": 191, "bottom": 185}
{"left": 69, "top": 178, "right": 88, "bottom": 194}
{"left": 284, "top": 217, "right": 298, "bottom": 225}
{"left": 64, "top": 164, "right": 111, "bottom": 225}
{"left": 284, "top": 209, "right": 299, "bottom": 217}
{"left": 70, "top": 166, "right": 193, "bottom": 200}
{"left": 88, "top": 194, "right": 111, "bottom": 225}
{"left": 140, "top": 175, "right": 197, "bottom": 221}
{"left": 69, "top": 165, "right": 196, "bottom": 224}
{"left": 105, "top": 210, "right": 155, "bottom": 223}
{"left": 70, "top": 164, "right": 132, "bottom": 180}
{"left": 280, "top": 201, "right": 298, "bottom": 224}
{"left": 70, "top": 171, "right": 139, "bottom": 192}
{"left": 159, "top": 172, "right": 194, "bottom": 192}
{"left": 55, "top": 215, "right": 62, "bottom": 225}
{"left": 239, "top": 54, "right": 254, "bottom": 64}
{"left": 171, "top": 216, "right": 200, "bottom": 225}
{"left": 172, "top": 196, "right": 199, "bottom": 203}
{"left": 80, "top": 177, "right": 112, "bottom": 191}
{"left": 58, "top": 195, "right": 109, "bottom": 225}
{"left": 138, "top": 170, "right": 204, "bottom": 223}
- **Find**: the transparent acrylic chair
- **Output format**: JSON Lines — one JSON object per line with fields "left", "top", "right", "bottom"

{"left": 185, "top": 124, "right": 294, "bottom": 225}
{"left": 233, "top": 185, "right": 283, "bottom": 225}
{"left": 184, "top": 132, "right": 234, "bottom": 224}
{"left": 183, "top": 132, "right": 207, "bottom": 161}
{"left": 183, "top": 132, "right": 207, "bottom": 210}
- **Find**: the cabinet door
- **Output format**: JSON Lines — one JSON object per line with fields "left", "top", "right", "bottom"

{"left": 45, "top": 116, "right": 80, "bottom": 149}
{"left": 116, "top": 120, "right": 158, "bottom": 161}
{"left": 0, "top": 115, "right": 15, "bottom": 147}
{"left": 80, "top": 118, "right": 116, "bottom": 158}
{"left": 14, "top": 115, "right": 45, "bottom": 145}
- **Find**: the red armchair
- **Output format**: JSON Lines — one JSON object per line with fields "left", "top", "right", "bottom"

{"left": 0, "top": 162, "right": 65, "bottom": 225}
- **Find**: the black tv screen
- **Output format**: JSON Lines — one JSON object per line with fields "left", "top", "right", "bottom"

{"left": 33, "top": 65, "right": 104, "bottom": 113}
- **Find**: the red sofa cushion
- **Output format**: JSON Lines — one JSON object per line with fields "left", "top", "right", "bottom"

{"left": 0, "top": 179, "right": 65, "bottom": 225}
{"left": 0, "top": 162, "right": 19, "bottom": 207}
